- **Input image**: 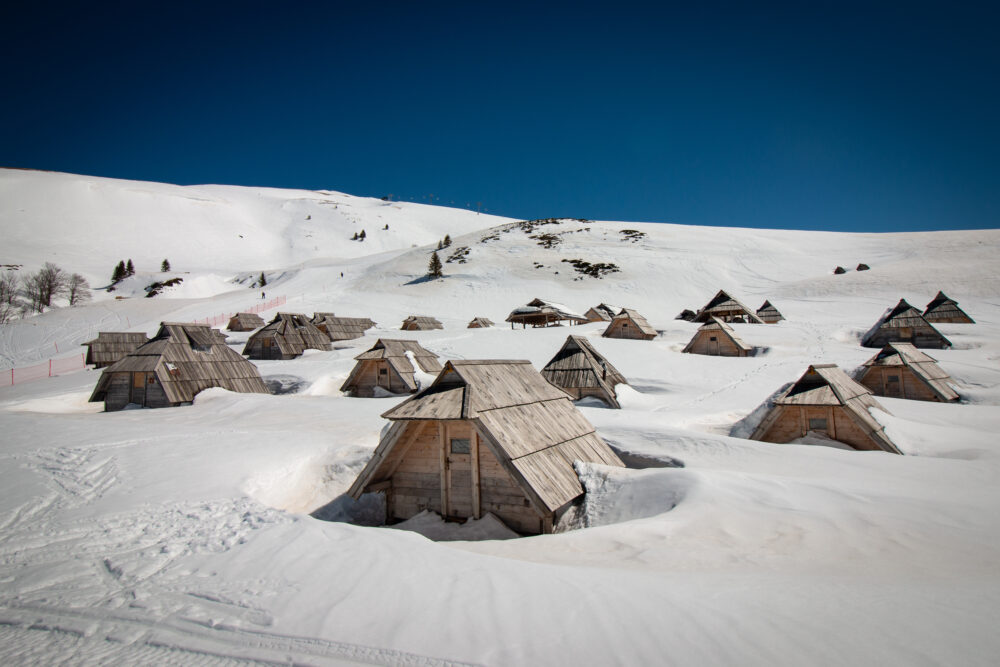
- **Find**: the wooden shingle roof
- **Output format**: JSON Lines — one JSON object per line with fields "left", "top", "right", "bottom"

{"left": 923, "top": 291, "right": 975, "bottom": 323}
{"left": 542, "top": 335, "right": 627, "bottom": 408}
{"left": 693, "top": 290, "right": 764, "bottom": 323}
{"left": 506, "top": 298, "right": 588, "bottom": 326}
{"left": 861, "top": 343, "right": 959, "bottom": 402}
{"left": 682, "top": 316, "right": 753, "bottom": 353}
{"left": 401, "top": 315, "right": 443, "bottom": 330}
{"left": 861, "top": 299, "right": 952, "bottom": 348}
{"left": 602, "top": 308, "right": 657, "bottom": 339}
{"left": 244, "top": 313, "right": 332, "bottom": 356}
{"left": 584, "top": 303, "right": 621, "bottom": 322}
{"left": 467, "top": 317, "right": 495, "bottom": 328}
{"left": 82, "top": 332, "right": 149, "bottom": 366}
{"left": 341, "top": 338, "right": 442, "bottom": 393}
{"left": 311, "top": 313, "right": 376, "bottom": 341}
{"left": 756, "top": 300, "right": 784, "bottom": 323}
{"left": 226, "top": 312, "right": 265, "bottom": 331}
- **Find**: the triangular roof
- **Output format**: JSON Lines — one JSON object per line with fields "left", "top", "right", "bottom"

{"left": 861, "top": 343, "right": 959, "bottom": 402}
{"left": 341, "top": 339, "right": 442, "bottom": 392}
{"left": 311, "top": 313, "right": 376, "bottom": 341}
{"left": 753, "top": 364, "right": 900, "bottom": 454}
{"left": 584, "top": 303, "right": 621, "bottom": 322}
{"left": 227, "top": 312, "right": 265, "bottom": 330}
{"left": 681, "top": 316, "right": 753, "bottom": 353}
{"left": 693, "top": 290, "right": 764, "bottom": 323}
{"left": 602, "top": 308, "right": 657, "bottom": 338}
{"left": 349, "top": 360, "right": 623, "bottom": 513}
{"left": 401, "top": 315, "right": 443, "bottom": 330}
{"left": 861, "top": 299, "right": 951, "bottom": 348}
{"left": 923, "top": 291, "right": 975, "bottom": 323}
{"left": 467, "top": 317, "right": 494, "bottom": 328}
{"left": 542, "top": 335, "right": 627, "bottom": 408}
{"left": 90, "top": 323, "right": 267, "bottom": 404}
{"left": 82, "top": 332, "right": 149, "bottom": 366}
{"left": 756, "top": 300, "right": 784, "bottom": 323}
{"left": 244, "top": 313, "right": 332, "bottom": 356}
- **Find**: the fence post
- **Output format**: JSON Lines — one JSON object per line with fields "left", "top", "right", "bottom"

{"left": 49, "top": 359, "right": 52, "bottom": 377}
{"left": 55, "top": 342, "right": 59, "bottom": 353}
{"left": 9, "top": 369, "right": 12, "bottom": 385}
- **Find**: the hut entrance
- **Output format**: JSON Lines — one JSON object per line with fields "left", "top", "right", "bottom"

{"left": 376, "top": 362, "right": 391, "bottom": 391}
{"left": 131, "top": 372, "right": 146, "bottom": 406}
{"left": 709, "top": 335, "right": 720, "bottom": 355}
{"left": 443, "top": 423, "right": 476, "bottom": 520}
{"left": 884, "top": 373, "right": 902, "bottom": 397}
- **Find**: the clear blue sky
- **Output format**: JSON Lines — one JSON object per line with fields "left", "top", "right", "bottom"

{"left": 3, "top": 2, "right": 998, "bottom": 231}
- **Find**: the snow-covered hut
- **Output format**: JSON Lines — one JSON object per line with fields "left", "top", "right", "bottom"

{"left": 861, "top": 299, "right": 951, "bottom": 349}
{"left": 857, "top": 343, "right": 959, "bottom": 402}
{"left": 750, "top": 364, "right": 901, "bottom": 454}
{"left": 89, "top": 323, "right": 267, "bottom": 412}
{"left": 340, "top": 339, "right": 442, "bottom": 397}
{"left": 226, "top": 312, "right": 265, "bottom": 332}
{"left": 401, "top": 315, "right": 444, "bottom": 331}
{"left": 347, "top": 359, "right": 624, "bottom": 534}
{"left": 675, "top": 309, "right": 697, "bottom": 322}
{"left": 692, "top": 290, "right": 764, "bottom": 323}
{"left": 242, "top": 313, "right": 332, "bottom": 360}
{"left": 82, "top": 332, "right": 149, "bottom": 368}
{"left": 602, "top": 308, "right": 657, "bottom": 340}
{"left": 311, "top": 313, "right": 376, "bottom": 341}
{"left": 756, "top": 300, "right": 784, "bottom": 323}
{"left": 682, "top": 317, "right": 752, "bottom": 357}
{"left": 584, "top": 303, "right": 620, "bottom": 322}
{"left": 923, "top": 291, "right": 974, "bottom": 324}
{"left": 467, "top": 317, "right": 494, "bottom": 329}
{"left": 541, "top": 335, "right": 627, "bottom": 408}
{"left": 505, "top": 298, "right": 588, "bottom": 328}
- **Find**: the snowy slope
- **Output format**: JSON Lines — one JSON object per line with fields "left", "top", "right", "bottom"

{"left": 1, "top": 170, "right": 1000, "bottom": 665}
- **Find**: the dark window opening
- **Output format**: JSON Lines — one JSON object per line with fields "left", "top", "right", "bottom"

{"left": 808, "top": 418, "right": 828, "bottom": 430}
{"left": 450, "top": 438, "right": 471, "bottom": 454}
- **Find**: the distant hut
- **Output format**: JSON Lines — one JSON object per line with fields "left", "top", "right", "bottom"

{"left": 692, "top": 290, "right": 764, "bottom": 323}
{"left": 467, "top": 317, "right": 494, "bottom": 329}
{"left": 602, "top": 308, "right": 657, "bottom": 340}
{"left": 923, "top": 291, "right": 974, "bottom": 324}
{"left": 243, "top": 313, "right": 332, "bottom": 360}
{"left": 675, "top": 309, "right": 696, "bottom": 322}
{"left": 856, "top": 263, "right": 870, "bottom": 271}
{"left": 506, "top": 298, "right": 588, "bottom": 328}
{"left": 861, "top": 299, "right": 951, "bottom": 349}
{"left": 584, "top": 303, "right": 620, "bottom": 322}
{"left": 542, "top": 335, "right": 628, "bottom": 408}
{"left": 346, "top": 360, "right": 625, "bottom": 534}
{"left": 857, "top": 343, "right": 959, "bottom": 402}
{"left": 756, "top": 300, "right": 784, "bottom": 323}
{"left": 834, "top": 266, "right": 847, "bottom": 274}
{"left": 311, "top": 313, "right": 376, "bottom": 341}
{"left": 89, "top": 323, "right": 267, "bottom": 412}
{"left": 401, "top": 316, "right": 444, "bottom": 331}
{"left": 82, "top": 332, "right": 149, "bottom": 368}
{"left": 750, "top": 364, "right": 901, "bottom": 454}
{"left": 340, "top": 339, "right": 443, "bottom": 397}
{"left": 682, "top": 317, "right": 752, "bottom": 357}
{"left": 226, "top": 312, "right": 265, "bottom": 332}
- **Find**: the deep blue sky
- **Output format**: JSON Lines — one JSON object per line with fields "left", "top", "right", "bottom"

{"left": 3, "top": 2, "right": 999, "bottom": 231}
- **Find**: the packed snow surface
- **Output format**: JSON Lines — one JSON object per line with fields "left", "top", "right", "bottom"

{"left": 1, "top": 169, "right": 1000, "bottom": 665}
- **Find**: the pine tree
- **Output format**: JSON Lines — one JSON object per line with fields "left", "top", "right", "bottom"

{"left": 126, "top": 259, "right": 135, "bottom": 276}
{"left": 443, "top": 234, "right": 451, "bottom": 247}
{"left": 359, "top": 229, "right": 366, "bottom": 240}
{"left": 161, "top": 258, "right": 170, "bottom": 272}
{"left": 259, "top": 272, "right": 267, "bottom": 287}
{"left": 352, "top": 232, "right": 358, "bottom": 240}
{"left": 437, "top": 240, "right": 443, "bottom": 250}
{"left": 112, "top": 261, "right": 125, "bottom": 283}
{"left": 428, "top": 251, "right": 443, "bottom": 278}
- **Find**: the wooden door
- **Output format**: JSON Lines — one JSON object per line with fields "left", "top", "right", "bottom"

{"left": 376, "top": 362, "right": 390, "bottom": 390}
{"left": 131, "top": 372, "right": 146, "bottom": 405}
{"left": 440, "top": 423, "right": 476, "bottom": 519}
{"left": 709, "top": 335, "right": 720, "bottom": 355}
{"left": 885, "top": 372, "right": 902, "bottom": 397}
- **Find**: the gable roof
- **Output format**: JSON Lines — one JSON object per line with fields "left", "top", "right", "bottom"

{"left": 227, "top": 312, "right": 265, "bottom": 330}
{"left": 693, "top": 290, "right": 764, "bottom": 323}
{"left": 682, "top": 316, "right": 752, "bottom": 353}
{"left": 602, "top": 308, "right": 657, "bottom": 338}
{"left": 861, "top": 299, "right": 952, "bottom": 348}
{"left": 341, "top": 338, "right": 443, "bottom": 392}
{"left": 350, "top": 360, "right": 623, "bottom": 513}
{"left": 756, "top": 300, "right": 784, "bottom": 323}
{"left": 90, "top": 323, "right": 267, "bottom": 404}
{"left": 245, "top": 313, "right": 332, "bottom": 356}
{"left": 506, "top": 298, "right": 588, "bottom": 325}
{"left": 401, "top": 315, "right": 443, "bottom": 330}
{"left": 467, "top": 317, "right": 494, "bottom": 328}
{"left": 862, "top": 342, "right": 959, "bottom": 402}
{"left": 584, "top": 303, "right": 621, "bottom": 322}
{"left": 311, "top": 313, "right": 376, "bottom": 341}
{"left": 923, "top": 291, "right": 975, "bottom": 323}
{"left": 82, "top": 332, "right": 149, "bottom": 366}
{"left": 542, "top": 335, "right": 627, "bottom": 408}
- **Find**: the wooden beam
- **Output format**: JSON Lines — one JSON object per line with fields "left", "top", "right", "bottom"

{"left": 439, "top": 421, "right": 449, "bottom": 517}
{"left": 471, "top": 429, "right": 481, "bottom": 519}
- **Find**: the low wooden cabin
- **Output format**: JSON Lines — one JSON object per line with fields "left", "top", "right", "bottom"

{"left": 692, "top": 290, "right": 764, "bottom": 323}
{"left": 242, "top": 313, "right": 332, "bottom": 360}
{"left": 756, "top": 300, "right": 784, "bottom": 323}
{"left": 89, "top": 322, "right": 267, "bottom": 412}
{"left": 226, "top": 312, "right": 265, "bottom": 332}
{"left": 682, "top": 317, "right": 752, "bottom": 357}
{"left": 347, "top": 360, "right": 625, "bottom": 534}
{"left": 467, "top": 317, "right": 494, "bottom": 329}
{"left": 602, "top": 308, "right": 657, "bottom": 340}
{"left": 82, "top": 332, "right": 149, "bottom": 368}
{"left": 923, "top": 291, "right": 974, "bottom": 324}
{"left": 750, "top": 364, "right": 901, "bottom": 454}
{"left": 584, "top": 303, "right": 621, "bottom": 322}
{"left": 506, "top": 298, "right": 588, "bottom": 328}
{"left": 857, "top": 343, "right": 959, "bottom": 402}
{"left": 311, "top": 313, "right": 376, "bottom": 341}
{"left": 541, "top": 335, "right": 627, "bottom": 408}
{"left": 340, "top": 339, "right": 443, "bottom": 397}
{"left": 401, "top": 316, "right": 444, "bottom": 331}
{"left": 861, "top": 299, "right": 951, "bottom": 349}
{"left": 675, "top": 309, "right": 696, "bottom": 322}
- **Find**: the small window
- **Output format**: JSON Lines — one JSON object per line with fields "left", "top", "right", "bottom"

{"left": 709, "top": 336, "right": 717, "bottom": 341}
{"left": 808, "top": 418, "right": 828, "bottom": 430}
{"left": 379, "top": 368, "right": 388, "bottom": 375}
{"left": 148, "top": 376, "right": 156, "bottom": 385}
{"left": 887, "top": 375, "right": 900, "bottom": 383}
{"left": 450, "top": 438, "right": 471, "bottom": 454}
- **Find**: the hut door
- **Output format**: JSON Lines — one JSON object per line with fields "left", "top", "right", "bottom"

{"left": 131, "top": 372, "right": 146, "bottom": 406}
{"left": 709, "top": 335, "right": 720, "bottom": 356}
{"left": 444, "top": 425, "right": 473, "bottom": 519}
{"left": 885, "top": 373, "right": 902, "bottom": 397}
{"left": 377, "top": 362, "right": 390, "bottom": 390}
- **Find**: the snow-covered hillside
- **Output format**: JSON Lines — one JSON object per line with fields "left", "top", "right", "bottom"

{"left": 1, "top": 170, "right": 999, "bottom": 665}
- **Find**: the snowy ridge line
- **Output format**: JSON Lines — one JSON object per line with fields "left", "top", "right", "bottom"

{"left": 192, "top": 295, "right": 287, "bottom": 328}
{"left": 1, "top": 353, "right": 86, "bottom": 387}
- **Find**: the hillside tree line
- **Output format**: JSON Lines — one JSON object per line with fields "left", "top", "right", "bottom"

{"left": 0, "top": 262, "right": 91, "bottom": 324}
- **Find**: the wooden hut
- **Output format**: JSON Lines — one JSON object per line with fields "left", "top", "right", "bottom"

{"left": 923, "top": 291, "right": 974, "bottom": 324}
{"left": 400, "top": 316, "right": 444, "bottom": 331}
{"left": 602, "top": 308, "right": 657, "bottom": 340}
{"left": 346, "top": 360, "right": 624, "bottom": 534}
{"left": 857, "top": 343, "right": 959, "bottom": 402}
{"left": 675, "top": 309, "right": 697, "bottom": 322}
{"left": 756, "top": 300, "right": 784, "bottom": 323}
{"left": 226, "top": 312, "right": 265, "bottom": 332}
{"left": 692, "top": 290, "right": 764, "bottom": 323}
{"left": 682, "top": 317, "right": 752, "bottom": 357}
{"left": 242, "top": 313, "right": 332, "bottom": 360}
{"left": 506, "top": 298, "right": 588, "bottom": 328}
{"left": 82, "top": 332, "right": 149, "bottom": 368}
{"left": 89, "top": 323, "right": 267, "bottom": 412}
{"left": 467, "top": 317, "right": 494, "bottom": 329}
{"left": 311, "top": 313, "right": 376, "bottom": 341}
{"left": 541, "top": 335, "right": 627, "bottom": 408}
{"left": 340, "top": 339, "right": 443, "bottom": 397}
{"left": 750, "top": 364, "right": 901, "bottom": 454}
{"left": 861, "top": 299, "right": 951, "bottom": 349}
{"left": 584, "top": 303, "right": 620, "bottom": 322}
